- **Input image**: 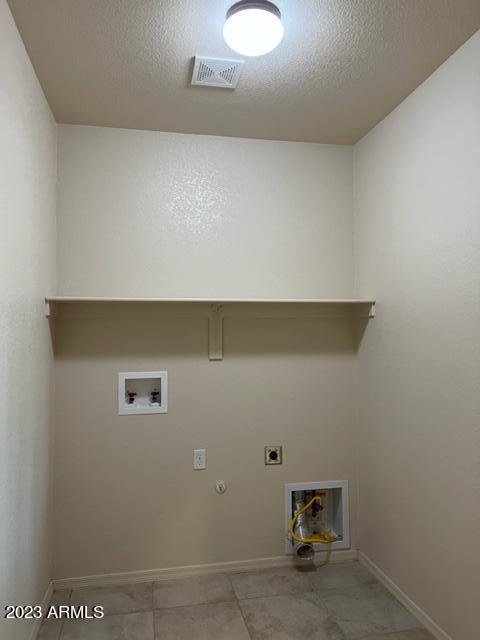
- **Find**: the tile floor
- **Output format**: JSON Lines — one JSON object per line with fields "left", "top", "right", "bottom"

{"left": 37, "top": 561, "right": 434, "bottom": 640}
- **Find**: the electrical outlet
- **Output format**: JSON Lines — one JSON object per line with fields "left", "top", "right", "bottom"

{"left": 265, "top": 446, "right": 282, "bottom": 465}
{"left": 193, "top": 448, "right": 206, "bottom": 470}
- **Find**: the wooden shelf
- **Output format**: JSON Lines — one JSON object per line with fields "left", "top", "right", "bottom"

{"left": 46, "top": 296, "right": 375, "bottom": 305}
{"left": 45, "top": 296, "right": 375, "bottom": 360}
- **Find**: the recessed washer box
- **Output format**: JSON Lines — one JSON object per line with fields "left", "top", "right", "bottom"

{"left": 118, "top": 371, "right": 168, "bottom": 415}
{"left": 285, "top": 480, "right": 350, "bottom": 554}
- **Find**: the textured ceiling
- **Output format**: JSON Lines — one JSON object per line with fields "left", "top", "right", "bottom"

{"left": 7, "top": 0, "right": 480, "bottom": 144}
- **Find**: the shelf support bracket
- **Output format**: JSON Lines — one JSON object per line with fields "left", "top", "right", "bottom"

{"left": 208, "top": 304, "right": 224, "bottom": 361}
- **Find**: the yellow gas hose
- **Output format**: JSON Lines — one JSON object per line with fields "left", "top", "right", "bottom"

{"left": 288, "top": 495, "right": 337, "bottom": 545}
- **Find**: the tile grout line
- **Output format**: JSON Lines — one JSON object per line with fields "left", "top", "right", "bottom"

{"left": 236, "top": 601, "right": 254, "bottom": 640}
{"left": 229, "top": 573, "right": 240, "bottom": 603}
{"left": 228, "top": 573, "right": 254, "bottom": 640}
{"left": 59, "top": 590, "right": 72, "bottom": 639}
{"left": 51, "top": 588, "right": 71, "bottom": 640}
{"left": 151, "top": 582, "right": 155, "bottom": 640}
{"left": 65, "top": 607, "right": 153, "bottom": 619}
{"left": 153, "top": 599, "right": 234, "bottom": 611}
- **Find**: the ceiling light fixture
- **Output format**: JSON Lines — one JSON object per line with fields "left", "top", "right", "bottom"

{"left": 223, "top": 1, "right": 284, "bottom": 57}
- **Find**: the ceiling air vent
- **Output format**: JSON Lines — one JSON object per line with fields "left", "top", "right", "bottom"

{"left": 191, "top": 56, "right": 244, "bottom": 89}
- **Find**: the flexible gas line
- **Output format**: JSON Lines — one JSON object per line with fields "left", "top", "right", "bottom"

{"left": 288, "top": 495, "right": 338, "bottom": 545}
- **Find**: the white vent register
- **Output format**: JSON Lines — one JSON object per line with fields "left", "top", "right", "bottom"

{"left": 191, "top": 56, "right": 244, "bottom": 88}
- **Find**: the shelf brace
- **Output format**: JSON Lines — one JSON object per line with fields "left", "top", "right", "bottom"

{"left": 208, "top": 304, "right": 224, "bottom": 361}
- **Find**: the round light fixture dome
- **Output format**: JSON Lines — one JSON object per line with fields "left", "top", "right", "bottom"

{"left": 223, "top": 1, "right": 284, "bottom": 57}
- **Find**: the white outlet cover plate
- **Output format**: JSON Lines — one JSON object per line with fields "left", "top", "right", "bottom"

{"left": 193, "top": 448, "right": 206, "bottom": 470}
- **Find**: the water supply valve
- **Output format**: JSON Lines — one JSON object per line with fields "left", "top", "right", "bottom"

{"left": 118, "top": 371, "right": 168, "bottom": 415}
{"left": 150, "top": 390, "right": 160, "bottom": 405}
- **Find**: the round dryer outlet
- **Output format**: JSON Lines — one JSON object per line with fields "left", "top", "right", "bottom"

{"left": 265, "top": 446, "right": 283, "bottom": 465}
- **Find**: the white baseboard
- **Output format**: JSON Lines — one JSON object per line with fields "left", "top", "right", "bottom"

{"left": 359, "top": 552, "right": 452, "bottom": 640}
{"left": 52, "top": 549, "right": 358, "bottom": 590}
{"left": 29, "top": 580, "right": 53, "bottom": 640}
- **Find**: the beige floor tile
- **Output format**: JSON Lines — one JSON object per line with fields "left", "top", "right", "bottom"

{"left": 49, "top": 590, "right": 72, "bottom": 607}
{"left": 310, "top": 561, "right": 377, "bottom": 591}
{"left": 70, "top": 582, "right": 153, "bottom": 616}
{"left": 154, "top": 573, "right": 235, "bottom": 609}
{"left": 320, "top": 584, "right": 419, "bottom": 639}
{"left": 239, "top": 594, "right": 346, "bottom": 639}
{"left": 61, "top": 611, "right": 154, "bottom": 640}
{"left": 230, "top": 566, "right": 313, "bottom": 599}
{"left": 154, "top": 602, "right": 250, "bottom": 640}
{"left": 37, "top": 619, "right": 63, "bottom": 640}
{"left": 37, "top": 589, "right": 72, "bottom": 639}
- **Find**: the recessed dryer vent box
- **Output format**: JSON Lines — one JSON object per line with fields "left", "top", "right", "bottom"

{"left": 118, "top": 371, "right": 168, "bottom": 415}
{"left": 285, "top": 480, "right": 350, "bottom": 555}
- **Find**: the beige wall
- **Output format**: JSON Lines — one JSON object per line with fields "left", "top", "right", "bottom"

{"left": 0, "top": 1, "right": 57, "bottom": 639}
{"left": 53, "top": 126, "right": 359, "bottom": 579}
{"left": 53, "top": 305, "right": 361, "bottom": 578}
{"left": 57, "top": 125, "right": 353, "bottom": 298}
{"left": 354, "top": 30, "right": 480, "bottom": 640}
